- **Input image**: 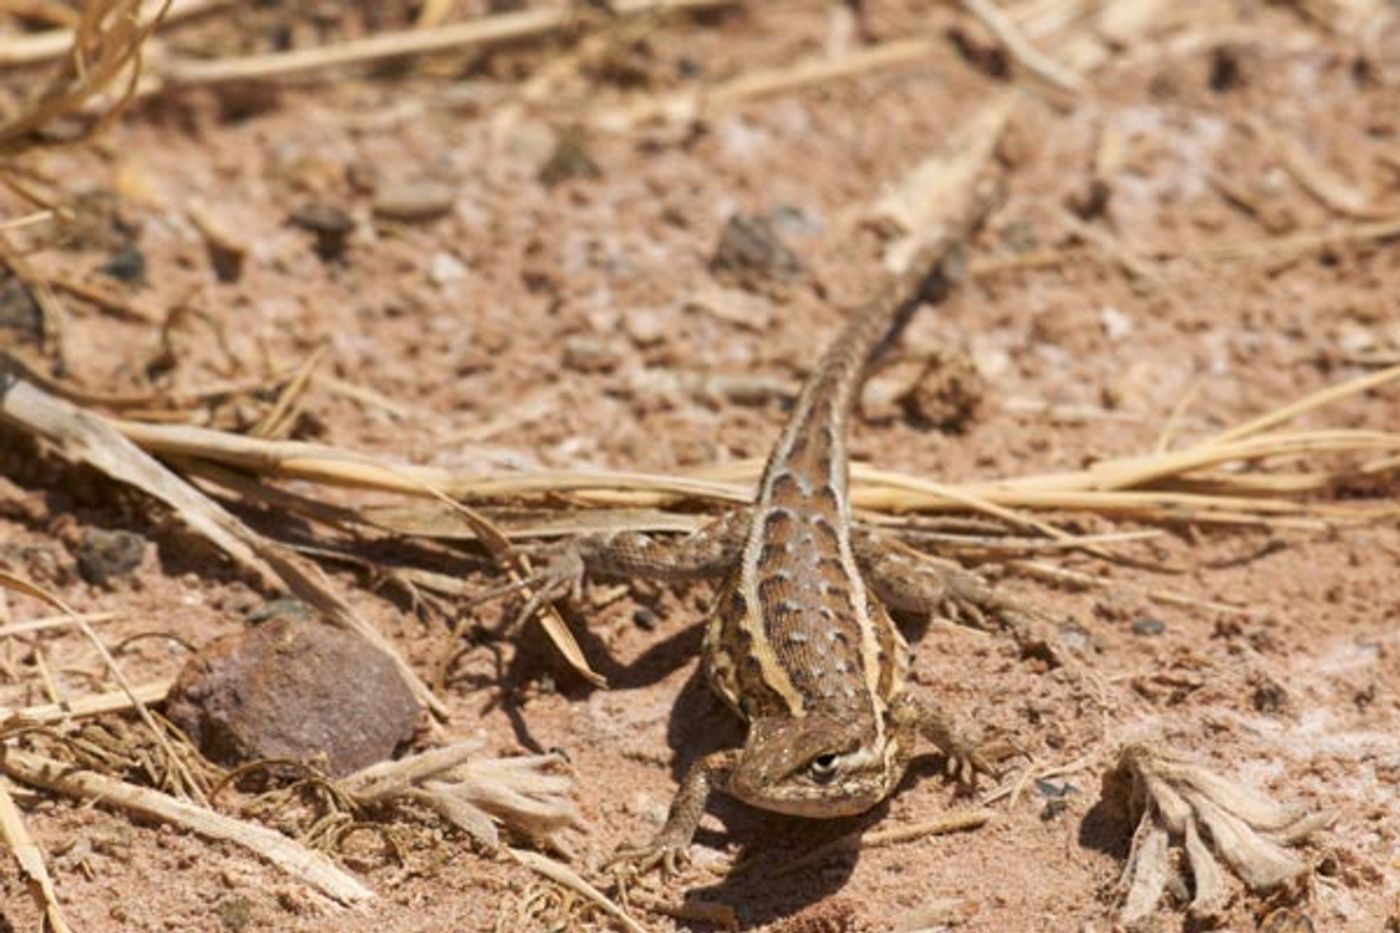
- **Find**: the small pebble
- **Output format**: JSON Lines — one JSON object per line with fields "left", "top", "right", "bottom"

{"left": 709, "top": 212, "right": 803, "bottom": 290}
{"left": 289, "top": 203, "right": 354, "bottom": 261}
{"left": 1100, "top": 305, "right": 1134, "bottom": 341}
{"left": 1209, "top": 43, "right": 1248, "bottom": 93}
{"left": 1252, "top": 678, "right": 1287, "bottom": 713}
{"left": 1034, "top": 778, "right": 1075, "bottom": 798}
{"left": 216, "top": 897, "right": 256, "bottom": 932}
{"left": 0, "top": 282, "right": 42, "bottom": 339}
{"left": 562, "top": 335, "right": 621, "bottom": 372}
{"left": 1259, "top": 908, "right": 1314, "bottom": 933}
{"left": 427, "top": 252, "right": 467, "bottom": 285}
{"left": 905, "top": 348, "right": 985, "bottom": 432}
{"left": 372, "top": 181, "right": 456, "bottom": 223}
{"left": 99, "top": 244, "right": 146, "bottom": 285}
{"left": 633, "top": 607, "right": 659, "bottom": 631}
{"left": 1130, "top": 616, "right": 1166, "bottom": 637}
{"left": 538, "top": 132, "right": 601, "bottom": 187}
{"left": 245, "top": 597, "right": 314, "bottom": 625}
{"left": 766, "top": 204, "right": 820, "bottom": 236}
{"left": 76, "top": 528, "right": 147, "bottom": 585}
{"left": 622, "top": 306, "right": 670, "bottom": 346}
{"left": 1056, "top": 620, "right": 1095, "bottom": 654}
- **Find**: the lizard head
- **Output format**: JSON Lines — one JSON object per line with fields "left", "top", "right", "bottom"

{"left": 727, "top": 713, "right": 896, "bottom": 817}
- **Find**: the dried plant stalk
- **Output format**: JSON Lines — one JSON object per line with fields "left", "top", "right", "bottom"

{"left": 0, "top": 777, "right": 72, "bottom": 933}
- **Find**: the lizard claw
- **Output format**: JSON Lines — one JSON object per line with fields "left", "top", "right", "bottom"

{"left": 945, "top": 734, "right": 1017, "bottom": 787}
{"left": 605, "top": 834, "right": 692, "bottom": 880}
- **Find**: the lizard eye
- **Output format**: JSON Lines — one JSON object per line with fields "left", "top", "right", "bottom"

{"left": 808, "top": 753, "right": 839, "bottom": 783}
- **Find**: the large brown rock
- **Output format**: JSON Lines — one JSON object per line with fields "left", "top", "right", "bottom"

{"left": 167, "top": 615, "right": 420, "bottom": 777}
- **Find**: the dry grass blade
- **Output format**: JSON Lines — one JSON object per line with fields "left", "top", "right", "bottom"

{"left": 412, "top": 486, "right": 604, "bottom": 687}
{"left": 960, "top": 0, "right": 1082, "bottom": 92}
{"left": 0, "top": 746, "right": 374, "bottom": 906}
{"left": 114, "top": 416, "right": 745, "bottom": 504}
{"left": 0, "top": 371, "right": 446, "bottom": 718}
{"left": 508, "top": 847, "right": 649, "bottom": 933}
{"left": 0, "top": 608, "right": 118, "bottom": 637}
{"left": 0, "top": 777, "right": 72, "bottom": 933}
{"left": 2, "top": 678, "right": 172, "bottom": 726}
{"left": 0, "top": 0, "right": 219, "bottom": 67}
{"left": 0, "top": 569, "right": 208, "bottom": 804}
{"left": 161, "top": 0, "right": 733, "bottom": 85}
{"left": 1203, "top": 362, "right": 1400, "bottom": 447}
{"left": 0, "top": 0, "right": 171, "bottom": 152}
{"left": 78, "top": 359, "right": 1397, "bottom": 541}
{"left": 592, "top": 35, "right": 939, "bottom": 131}
{"left": 1193, "top": 214, "right": 1400, "bottom": 265}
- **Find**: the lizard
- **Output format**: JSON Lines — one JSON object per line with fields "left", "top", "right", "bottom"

{"left": 515, "top": 187, "right": 1036, "bottom": 875}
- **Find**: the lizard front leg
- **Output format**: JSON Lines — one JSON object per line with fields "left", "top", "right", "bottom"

{"left": 607, "top": 749, "right": 738, "bottom": 878}
{"left": 496, "top": 510, "right": 750, "bottom": 625}
{"left": 888, "top": 693, "right": 1011, "bottom": 786}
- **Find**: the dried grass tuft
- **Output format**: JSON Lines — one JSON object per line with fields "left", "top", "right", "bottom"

{"left": 0, "top": 0, "right": 169, "bottom": 154}
{"left": 1103, "top": 742, "right": 1333, "bottom": 927}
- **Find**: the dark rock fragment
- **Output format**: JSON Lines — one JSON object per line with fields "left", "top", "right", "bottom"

{"left": 76, "top": 528, "right": 148, "bottom": 585}
{"left": 709, "top": 213, "right": 803, "bottom": 291}
{"left": 1130, "top": 616, "right": 1166, "bottom": 637}
{"left": 289, "top": 203, "right": 354, "bottom": 261}
{"left": 166, "top": 616, "right": 420, "bottom": 776}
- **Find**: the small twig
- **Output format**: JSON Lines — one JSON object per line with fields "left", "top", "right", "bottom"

{"left": 1202, "top": 362, "right": 1400, "bottom": 448}
{"left": 960, "top": 0, "right": 1083, "bottom": 92}
{"left": 592, "top": 36, "right": 939, "bottom": 131}
{"left": 1246, "top": 116, "right": 1390, "bottom": 219}
{"left": 251, "top": 344, "right": 327, "bottom": 439}
{"left": 0, "top": 0, "right": 221, "bottom": 67}
{"left": 43, "top": 271, "right": 166, "bottom": 325}
{"left": 1190, "top": 215, "right": 1400, "bottom": 266}
{"left": 1008, "top": 559, "right": 1262, "bottom": 617}
{"left": 1, "top": 678, "right": 173, "bottom": 726}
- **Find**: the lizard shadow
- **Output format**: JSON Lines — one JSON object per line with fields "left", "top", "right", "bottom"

{"left": 494, "top": 598, "right": 708, "bottom": 753}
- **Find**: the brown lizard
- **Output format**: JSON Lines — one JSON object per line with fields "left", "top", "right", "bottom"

{"left": 518, "top": 191, "right": 1033, "bottom": 875}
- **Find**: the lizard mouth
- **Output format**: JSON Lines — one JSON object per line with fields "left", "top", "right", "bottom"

{"left": 728, "top": 770, "right": 888, "bottom": 817}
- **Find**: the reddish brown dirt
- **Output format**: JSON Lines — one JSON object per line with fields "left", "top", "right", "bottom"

{"left": 1, "top": 2, "right": 1398, "bottom": 931}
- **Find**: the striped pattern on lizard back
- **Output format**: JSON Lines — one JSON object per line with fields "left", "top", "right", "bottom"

{"left": 702, "top": 288, "right": 915, "bottom": 727}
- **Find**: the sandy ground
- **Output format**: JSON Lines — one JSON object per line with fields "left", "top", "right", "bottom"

{"left": 0, "top": 1, "right": 1398, "bottom": 930}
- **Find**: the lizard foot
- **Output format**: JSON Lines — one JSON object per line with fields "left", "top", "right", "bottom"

{"left": 605, "top": 832, "right": 692, "bottom": 880}
{"left": 943, "top": 732, "right": 1018, "bottom": 787}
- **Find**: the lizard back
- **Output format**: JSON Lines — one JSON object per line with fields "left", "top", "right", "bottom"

{"left": 704, "top": 261, "right": 948, "bottom": 725}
